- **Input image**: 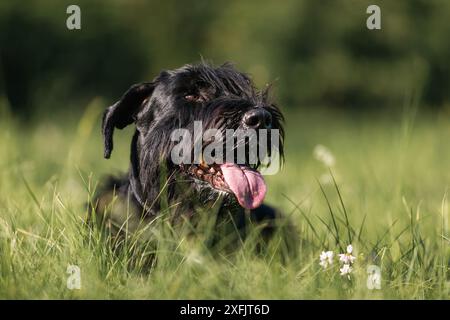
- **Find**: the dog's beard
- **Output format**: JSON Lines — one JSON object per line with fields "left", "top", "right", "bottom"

{"left": 174, "top": 116, "right": 280, "bottom": 210}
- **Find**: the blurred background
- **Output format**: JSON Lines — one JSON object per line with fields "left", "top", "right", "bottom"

{"left": 1, "top": 0, "right": 450, "bottom": 119}
{"left": 0, "top": 0, "right": 449, "bottom": 299}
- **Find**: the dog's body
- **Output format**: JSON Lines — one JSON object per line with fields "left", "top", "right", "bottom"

{"left": 93, "top": 62, "right": 297, "bottom": 255}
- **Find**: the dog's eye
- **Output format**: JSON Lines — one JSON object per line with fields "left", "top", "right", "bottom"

{"left": 184, "top": 94, "right": 203, "bottom": 102}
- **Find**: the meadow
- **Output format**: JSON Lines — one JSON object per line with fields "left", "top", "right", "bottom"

{"left": 0, "top": 100, "right": 448, "bottom": 299}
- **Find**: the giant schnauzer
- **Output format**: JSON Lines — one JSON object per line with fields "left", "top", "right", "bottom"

{"left": 93, "top": 62, "right": 297, "bottom": 255}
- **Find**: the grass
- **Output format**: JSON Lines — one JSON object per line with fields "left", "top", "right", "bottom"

{"left": 0, "top": 99, "right": 449, "bottom": 299}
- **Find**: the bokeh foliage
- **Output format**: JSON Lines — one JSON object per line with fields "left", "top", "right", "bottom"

{"left": 1, "top": 0, "right": 450, "bottom": 117}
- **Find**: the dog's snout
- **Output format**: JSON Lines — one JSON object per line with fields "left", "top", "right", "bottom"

{"left": 243, "top": 109, "right": 272, "bottom": 129}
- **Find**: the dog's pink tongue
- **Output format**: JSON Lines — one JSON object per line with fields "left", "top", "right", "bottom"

{"left": 220, "top": 163, "right": 266, "bottom": 209}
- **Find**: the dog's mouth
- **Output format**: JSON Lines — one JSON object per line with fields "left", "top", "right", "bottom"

{"left": 181, "top": 162, "right": 266, "bottom": 210}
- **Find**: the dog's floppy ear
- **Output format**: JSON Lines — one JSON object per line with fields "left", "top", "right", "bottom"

{"left": 102, "top": 82, "right": 155, "bottom": 158}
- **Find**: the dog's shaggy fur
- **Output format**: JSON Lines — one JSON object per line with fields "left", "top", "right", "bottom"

{"left": 92, "top": 62, "right": 297, "bottom": 255}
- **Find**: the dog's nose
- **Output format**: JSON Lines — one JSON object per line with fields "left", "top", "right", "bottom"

{"left": 243, "top": 109, "right": 272, "bottom": 129}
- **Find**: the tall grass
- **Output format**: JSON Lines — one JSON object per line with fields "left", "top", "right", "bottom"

{"left": 0, "top": 101, "right": 448, "bottom": 299}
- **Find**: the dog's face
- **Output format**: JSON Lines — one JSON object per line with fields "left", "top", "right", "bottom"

{"left": 102, "top": 62, "right": 284, "bottom": 211}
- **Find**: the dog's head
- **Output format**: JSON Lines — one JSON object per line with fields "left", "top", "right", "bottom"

{"left": 102, "top": 62, "right": 284, "bottom": 211}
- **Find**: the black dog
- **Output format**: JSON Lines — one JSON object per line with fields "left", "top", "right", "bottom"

{"left": 93, "top": 62, "right": 297, "bottom": 255}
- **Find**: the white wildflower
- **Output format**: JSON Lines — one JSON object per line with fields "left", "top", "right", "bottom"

{"left": 340, "top": 264, "right": 352, "bottom": 278}
{"left": 319, "top": 250, "right": 334, "bottom": 268}
{"left": 347, "top": 244, "right": 353, "bottom": 254}
{"left": 313, "top": 144, "right": 336, "bottom": 167}
{"left": 339, "top": 244, "right": 356, "bottom": 264}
